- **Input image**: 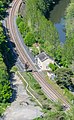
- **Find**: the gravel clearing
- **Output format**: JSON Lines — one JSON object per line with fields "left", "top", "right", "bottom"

{"left": 0, "top": 74, "right": 42, "bottom": 120}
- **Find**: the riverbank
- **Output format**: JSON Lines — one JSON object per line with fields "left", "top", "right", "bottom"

{"left": 49, "top": 0, "right": 70, "bottom": 43}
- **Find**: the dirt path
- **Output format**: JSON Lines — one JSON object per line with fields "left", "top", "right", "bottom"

{"left": 1, "top": 74, "right": 42, "bottom": 120}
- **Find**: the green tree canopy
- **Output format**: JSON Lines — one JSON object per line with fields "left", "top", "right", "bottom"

{"left": 24, "top": 32, "right": 36, "bottom": 46}
{"left": 55, "top": 68, "right": 73, "bottom": 89}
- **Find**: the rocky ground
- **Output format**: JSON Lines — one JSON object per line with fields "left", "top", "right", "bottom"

{"left": 0, "top": 74, "right": 42, "bottom": 120}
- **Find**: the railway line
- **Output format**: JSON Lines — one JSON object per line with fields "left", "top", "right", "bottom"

{"left": 6, "top": 0, "right": 70, "bottom": 109}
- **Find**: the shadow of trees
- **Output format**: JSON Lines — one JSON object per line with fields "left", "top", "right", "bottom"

{"left": 1, "top": 25, "right": 18, "bottom": 72}
{"left": 0, "top": 24, "right": 19, "bottom": 103}
{"left": 42, "top": 0, "right": 61, "bottom": 19}
{"left": 9, "top": 73, "right": 18, "bottom": 103}
{"left": 0, "top": 1, "right": 19, "bottom": 115}
{"left": 0, "top": 1, "right": 12, "bottom": 20}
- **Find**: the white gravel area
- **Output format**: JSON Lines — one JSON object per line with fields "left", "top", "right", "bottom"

{"left": 1, "top": 74, "right": 42, "bottom": 120}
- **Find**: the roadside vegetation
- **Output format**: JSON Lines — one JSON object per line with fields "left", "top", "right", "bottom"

{"left": 17, "top": 0, "right": 74, "bottom": 119}
{"left": 49, "top": 0, "right": 74, "bottom": 92}
{"left": 0, "top": 0, "right": 12, "bottom": 20}
{"left": 0, "top": 0, "right": 14, "bottom": 116}
{"left": 17, "top": 0, "right": 60, "bottom": 57}
{"left": 17, "top": 0, "right": 74, "bottom": 67}
{"left": 1, "top": 0, "right": 74, "bottom": 119}
{"left": 17, "top": 0, "right": 74, "bottom": 92}
{"left": 20, "top": 72, "right": 67, "bottom": 120}
{"left": 0, "top": 23, "right": 12, "bottom": 116}
{"left": 20, "top": 71, "right": 74, "bottom": 120}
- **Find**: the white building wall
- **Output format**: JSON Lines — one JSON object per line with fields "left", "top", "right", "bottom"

{"left": 37, "top": 58, "right": 42, "bottom": 69}
{"left": 36, "top": 54, "right": 54, "bottom": 70}
{"left": 41, "top": 59, "right": 54, "bottom": 70}
{"left": 37, "top": 58, "right": 54, "bottom": 70}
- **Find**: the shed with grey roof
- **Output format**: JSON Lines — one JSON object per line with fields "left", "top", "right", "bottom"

{"left": 37, "top": 52, "right": 49, "bottom": 62}
{"left": 35, "top": 52, "right": 54, "bottom": 70}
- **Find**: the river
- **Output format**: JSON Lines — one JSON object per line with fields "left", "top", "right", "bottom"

{"left": 49, "top": 0, "right": 70, "bottom": 43}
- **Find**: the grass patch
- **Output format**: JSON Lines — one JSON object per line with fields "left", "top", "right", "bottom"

{"left": 22, "top": 72, "right": 41, "bottom": 91}
{"left": 20, "top": 72, "right": 52, "bottom": 105}
{"left": 45, "top": 73, "right": 74, "bottom": 105}
{"left": 0, "top": 103, "right": 9, "bottom": 116}
{"left": 63, "top": 88, "right": 74, "bottom": 104}
{"left": 17, "top": 71, "right": 74, "bottom": 120}
{"left": 20, "top": 72, "right": 64, "bottom": 109}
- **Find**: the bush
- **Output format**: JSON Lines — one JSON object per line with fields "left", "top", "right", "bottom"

{"left": 34, "top": 83, "right": 41, "bottom": 89}
{"left": 32, "top": 46, "right": 39, "bottom": 56}
{"left": 24, "top": 32, "right": 36, "bottom": 46}
{"left": 49, "top": 63, "right": 58, "bottom": 71}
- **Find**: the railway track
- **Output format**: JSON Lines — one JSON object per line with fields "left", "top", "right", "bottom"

{"left": 6, "top": 0, "right": 70, "bottom": 109}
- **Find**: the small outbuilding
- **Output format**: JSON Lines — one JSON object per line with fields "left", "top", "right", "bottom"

{"left": 47, "top": 71, "right": 55, "bottom": 80}
{"left": 35, "top": 52, "right": 54, "bottom": 70}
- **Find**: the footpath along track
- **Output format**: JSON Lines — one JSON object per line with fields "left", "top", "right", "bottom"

{"left": 6, "top": 0, "right": 70, "bottom": 109}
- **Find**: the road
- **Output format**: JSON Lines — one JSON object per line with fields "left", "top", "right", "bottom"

{"left": 6, "top": 0, "right": 70, "bottom": 109}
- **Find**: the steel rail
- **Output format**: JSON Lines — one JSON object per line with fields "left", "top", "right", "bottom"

{"left": 6, "top": 0, "right": 70, "bottom": 109}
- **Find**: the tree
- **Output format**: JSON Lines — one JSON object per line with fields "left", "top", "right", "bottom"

{"left": 32, "top": 46, "right": 39, "bottom": 56}
{"left": 55, "top": 68, "right": 73, "bottom": 89}
{"left": 24, "top": 0, "right": 59, "bottom": 57}
{"left": 49, "top": 63, "right": 58, "bottom": 71}
{"left": 0, "top": 0, "right": 12, "bottom": 19}
{"left": 24, "top": 32, "right": 36, "bottom": 46}
{"left": 62, "top": 2, "right": 74, "bottom": 66}
{"left": 0, "top": 23, "right": 5, "bottom": 44}
{"left": 0, "top": 5, "right": 12, "bottom": 113}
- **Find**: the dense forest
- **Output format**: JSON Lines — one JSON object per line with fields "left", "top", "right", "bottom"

{"left": 17, "top": 0, "right": 60, "bottom": 57}
{"left": 17, "top": 0, "right": 74, "bottom": 119}
{"left": 0, "top": 0, "right": 12, "bottom": 115}
{"left": 55, "top": 0, "right": 74, "bottom": 67}
{"left": 17, "top": 0, "right": 74, "bottom": 67}
{"left": 0, "top": 0, "right": 74, "bottom": 119}
{"left": 64, "top": 0, "right": 74, "bottom": 66}
{"left": 17, "top": 0, "right": 74, "bottom": 87}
